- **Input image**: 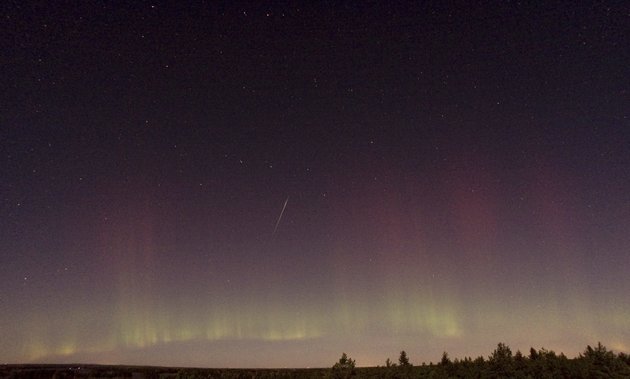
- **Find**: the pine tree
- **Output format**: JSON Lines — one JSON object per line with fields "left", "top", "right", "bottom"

{"left": 486, "top": 342, "right": 514, "bottom": 378}
{"left": 331, "top": 353, "right": 356, "bottom": 379}
{"left": 398, "top": 351, "right": 411, "bottom": 366}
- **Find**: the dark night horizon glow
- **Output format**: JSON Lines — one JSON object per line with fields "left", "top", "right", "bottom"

{"left": 1, "top": 2, "right": 629, "bottom": 368}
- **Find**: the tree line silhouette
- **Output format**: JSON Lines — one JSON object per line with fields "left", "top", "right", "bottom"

{"left": 331, "top": 342, "right": 630, "bottom": 378}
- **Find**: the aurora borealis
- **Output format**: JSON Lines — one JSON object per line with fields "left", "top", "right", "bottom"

{"left": 1, "top": 2, "right": 629, "bottom": 368}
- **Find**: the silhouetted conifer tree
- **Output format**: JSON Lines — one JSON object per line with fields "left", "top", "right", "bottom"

{"left": 398, "top": 351, "right": 410, "bottom": 366}
{"left": 486, "top": 342, "right": 514, "bottom": 378}
{"left": 440, "top": 352, "right": 451, "bottom": 366}
{"left": 331, "top": 353, "right": 356, "bottom": 379}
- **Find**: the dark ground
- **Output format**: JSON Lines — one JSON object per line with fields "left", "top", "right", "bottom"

{"left": 3, "top": 343, "right": 630, "bottom": 379}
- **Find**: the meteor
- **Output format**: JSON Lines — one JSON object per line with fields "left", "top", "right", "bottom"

{"left": 273, "top": 196, "right": 289, "bottom": 235}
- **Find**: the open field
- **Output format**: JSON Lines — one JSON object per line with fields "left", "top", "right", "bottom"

{"left": 1, "top": 364, "right": 332, "bottom": 379}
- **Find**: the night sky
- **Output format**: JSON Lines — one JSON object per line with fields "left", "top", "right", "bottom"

{"left": 1, "top": 1, "right": 629, "bottom": 368}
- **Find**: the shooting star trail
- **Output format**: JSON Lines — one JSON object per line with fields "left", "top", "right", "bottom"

{"left": 273, "top": 196, "right": 289, "bottom": 235}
